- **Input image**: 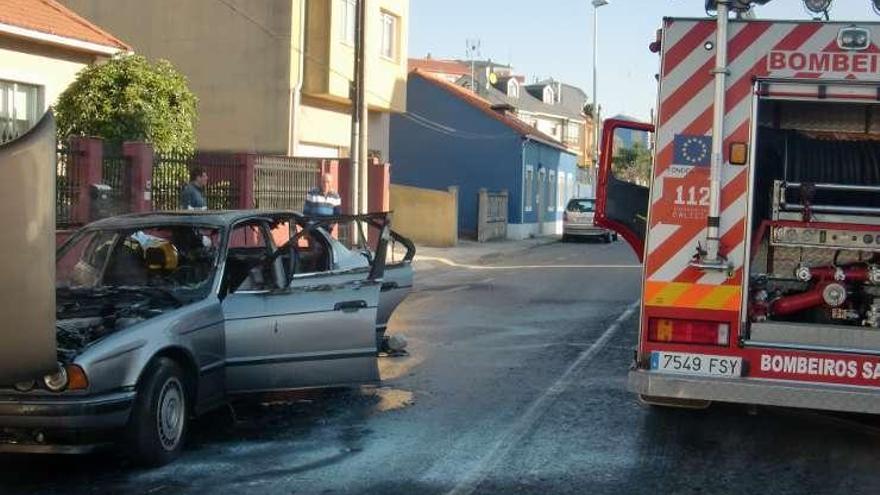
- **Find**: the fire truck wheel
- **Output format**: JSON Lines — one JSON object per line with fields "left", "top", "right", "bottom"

{"left": 638, "top": 394, "right": 711, "bottom": 410}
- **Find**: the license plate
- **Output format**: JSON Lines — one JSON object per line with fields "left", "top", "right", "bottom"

{"left": 650, "top": 351, "right": 743, "bottom": 378}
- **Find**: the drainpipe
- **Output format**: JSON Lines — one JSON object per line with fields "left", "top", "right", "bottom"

{"left": 695, "top": 0, "right": 730, "bottom": 270}
{"left": 288, "top": 0, "right": 306, "bottom": 156}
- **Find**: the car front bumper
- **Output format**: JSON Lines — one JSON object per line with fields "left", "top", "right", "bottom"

{"left": 0, "top": 390, "right": 135, "bottom": 453}
{"left": 629, "top": 369, "right": 880, "bottom": 415}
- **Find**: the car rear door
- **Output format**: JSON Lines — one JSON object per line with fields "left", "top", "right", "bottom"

{"left": 565, "top": 199, "right": 595, "bottom": 226}
{"left": 377, "top": 230, "right": 415, "bottom": 334}
{"left": 267, "top": 217, "right": 380, "bottom": 389}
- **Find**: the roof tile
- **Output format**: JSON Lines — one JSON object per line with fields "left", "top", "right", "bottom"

{"left": 0, "top": 0, "right": 129, "bottom": 50}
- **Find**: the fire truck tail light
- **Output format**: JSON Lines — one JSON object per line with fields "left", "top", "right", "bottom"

{"left": 648, "top": 318, "right": 730, "bottom": 346}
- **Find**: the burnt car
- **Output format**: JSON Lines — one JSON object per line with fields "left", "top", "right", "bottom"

{"left": 0, "top": 210, "right": 413, "bottom": 465}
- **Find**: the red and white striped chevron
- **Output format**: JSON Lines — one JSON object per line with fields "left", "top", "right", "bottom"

{"left": 646, "top": 20, "right": 880, "bottom": 297}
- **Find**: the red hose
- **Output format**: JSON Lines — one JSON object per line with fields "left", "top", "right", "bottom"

{"left": 770, "top": 284, "right": 827, "bottom": 316}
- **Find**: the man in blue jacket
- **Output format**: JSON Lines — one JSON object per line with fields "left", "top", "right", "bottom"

{"left": 303, "top": 172, "right": 342, "bottom": 217}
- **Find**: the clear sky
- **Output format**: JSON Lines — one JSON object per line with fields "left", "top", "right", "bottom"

{"left": 409, "top": 0, "right": 880, "bottom": 121}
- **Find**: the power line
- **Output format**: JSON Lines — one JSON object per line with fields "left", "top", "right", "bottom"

{"left": 400, "top": 113, "right": 515, "bottom": 141}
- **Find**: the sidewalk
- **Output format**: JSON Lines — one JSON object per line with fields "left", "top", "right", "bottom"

{"left": 403, "top": 235, "right": 560, "bottom": 269}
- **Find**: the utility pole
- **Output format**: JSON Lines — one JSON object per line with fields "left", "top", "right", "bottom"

{"left": 357, "top": 0, "right": 368, "bottom": 217}
{"left": 466, "top": 39, "right": 480, "bottom": 92}
{"left": 591, "top": 0, "right": 609, "bottom": 190}
{"left": 349, "top": 0, "right": 366, "bottom": 241}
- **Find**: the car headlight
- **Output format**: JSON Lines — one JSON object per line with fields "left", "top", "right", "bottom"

{"left": 43, "top": 364, "right": 68, "bottom": 392}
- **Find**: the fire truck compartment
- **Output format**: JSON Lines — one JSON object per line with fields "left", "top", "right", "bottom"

{"left": 746, "top": 95, "right": 880, "bottom": 350}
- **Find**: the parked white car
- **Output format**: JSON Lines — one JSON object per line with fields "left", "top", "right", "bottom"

{"left": 562, "top": 198, "right": 617, "bottom": 243}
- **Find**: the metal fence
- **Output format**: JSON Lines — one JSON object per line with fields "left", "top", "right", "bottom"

{"left": 56, "top": 144, "right": 78, "bottom": 227}
{"left": 477, "top": 189, "right": 509, "bottom": 242}
{"left": 102, "top": 146, "right": 131, "bottom": 217}
{"left": 254, "top": 155, "right": 321, "bottom": 211}
{"left": 152, "top": 152, "right": 241, "bottom": 210}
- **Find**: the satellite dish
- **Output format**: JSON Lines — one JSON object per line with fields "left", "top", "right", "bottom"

{"left": 488, "top": 72, "right": 499, "bottom": 85}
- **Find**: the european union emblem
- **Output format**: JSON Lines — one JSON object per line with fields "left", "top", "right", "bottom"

{"left": 673, "top": 134, "right": 712, "bottom": 167}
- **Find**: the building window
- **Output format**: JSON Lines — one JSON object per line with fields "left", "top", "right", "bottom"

{"left": 507, "top": 79, "right": 519, "bottom": 99}
{"left": 340, "top": 0, "right": 357, "bottom": 45}
{"left": 380, "top": 11, "right": 399, "bottom": 60}
{"left": 524, "top": 165, "right": 534, "bottom": 212}
{"left": 564, "top": 122, "right": 580, "bottom": 147}
{"left": 556, "top": 172, "right": 563, "bottom": 209}
{"left": 548, "top": 170, "right": 556, "bottom": 212}
{"left": 543, "top": 86, "right": 555, "bottom": 104}
{"left": 0, "top": 80, "right": 43, "bottom": 145}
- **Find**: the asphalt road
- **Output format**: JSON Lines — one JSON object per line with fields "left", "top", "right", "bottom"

{"left": 4, "top": 239, "right": 880, "bottom": 494}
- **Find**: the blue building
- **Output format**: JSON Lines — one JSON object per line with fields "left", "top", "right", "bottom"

{"left": 389, "top": 71, "right": 579, "bottom": 240}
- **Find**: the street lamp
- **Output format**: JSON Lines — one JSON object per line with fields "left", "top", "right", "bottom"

{"left": 591, "top": 0, "right": 609, "bottom": 192}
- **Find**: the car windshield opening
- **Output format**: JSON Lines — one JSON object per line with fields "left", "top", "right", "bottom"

{"left": 57, "top": 225, "right": 222, "bottom": 296}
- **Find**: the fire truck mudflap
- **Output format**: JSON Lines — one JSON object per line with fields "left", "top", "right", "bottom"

{"left": 598, "top": 14, "right": 880, "bottom": 414}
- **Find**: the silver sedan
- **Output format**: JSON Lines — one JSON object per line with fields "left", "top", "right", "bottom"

{"left": 0, "top": 210, "right": 413, "bottom": 465}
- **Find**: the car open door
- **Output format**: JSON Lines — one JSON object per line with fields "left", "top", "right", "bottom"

{"left": 377, "top": 229, "right": 414, "bottom": 336}
{"left": 0, "top": 112, "right": 57, "bottom": 384}
{"left": 595, "top": 118, "right": 654, "bottom": 261}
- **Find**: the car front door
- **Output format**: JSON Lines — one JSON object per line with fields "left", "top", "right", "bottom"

{"left": 220, "top": 219, "right": 290, "bottom": 393}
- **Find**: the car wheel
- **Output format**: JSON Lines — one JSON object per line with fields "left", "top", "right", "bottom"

{"left": 561, "top": 234, "right": 570, "bottom": 242}
{"left": 126, "top": 358, "right": 190, "bottom": 466}
{"left": 612, "top": 233, "right": 619, "bottom": 242}
{"left": 603, "top": 233, "right": 613, "bottom": 243}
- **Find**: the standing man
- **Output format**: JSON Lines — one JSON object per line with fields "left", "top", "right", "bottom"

{"left": 304, "top": 172, "right": 342, "bottom": 217}
{"left": 180, "top": 167, "right": 208, "bottom": 210}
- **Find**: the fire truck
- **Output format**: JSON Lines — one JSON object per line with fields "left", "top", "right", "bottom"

{"left": 596, "top": 0, "right": 880, "bottom": 413}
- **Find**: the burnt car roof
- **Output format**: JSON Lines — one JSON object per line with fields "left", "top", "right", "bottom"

{"left": 82, "top": 210, "right": 305, "bottom": 230}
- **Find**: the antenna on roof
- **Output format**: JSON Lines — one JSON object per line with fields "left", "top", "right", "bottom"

{"left": 466, "top": 38, "right": 481, "bottom": 94}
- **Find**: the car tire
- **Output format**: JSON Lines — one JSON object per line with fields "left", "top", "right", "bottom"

{"left": 612, "top": 233, "right": 619, "bottom": 242}
{"left": 561, "top": 234, "right": 570, "bottom": 242}
{"left": 603, "top": 233, "right": 613, "bottom": 243}
{"left": 126, "top": 357, "right": 190, "bottom": 467}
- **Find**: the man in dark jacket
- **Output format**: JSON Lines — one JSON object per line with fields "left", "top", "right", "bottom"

{"left": 180, "top": 167, "right": 208, "bottom": 210}
{"left": 303, "top": 172, "right": 341, "bottom": 217}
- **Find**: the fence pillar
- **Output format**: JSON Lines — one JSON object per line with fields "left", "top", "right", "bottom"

{"left": 448, "top": 186, "right": 459, "bottom": 245}
{"left": 123, "top": 141, "right": 154, "bottom": 213}
{"left": 337, "top": 158, "right": 352, "bottom": 214}
{"left": 69, "top": 136, "right": 103, "bottom": 225}
{"left": 477, "top": 188, "right": 488, "bottom": 242}
{"left": 368, "top": 159, "right": 390, "bottom": 214}
{"left": 236, "top": 153, "right": 256, "bottom": 209}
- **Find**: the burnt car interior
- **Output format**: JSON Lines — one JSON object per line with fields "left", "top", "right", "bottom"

{"left": 223, "top": 218, "right": 333, "bottom": 294}
{"left": 55, "top": 226, "right": 221, "bottom": 360}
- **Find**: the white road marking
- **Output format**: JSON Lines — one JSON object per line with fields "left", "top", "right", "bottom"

{"left": 417, "top": 256, "right": 641, "bottom": 271}
{"left": 442, "top": 300, "right": 641, "bottom": 495}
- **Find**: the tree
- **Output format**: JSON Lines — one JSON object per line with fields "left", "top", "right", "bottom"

{"left": 56, "top": 55, "right": 198, "bottom": 155}
{"left": 612, "top": 141, "right": 652, "bottom": 186}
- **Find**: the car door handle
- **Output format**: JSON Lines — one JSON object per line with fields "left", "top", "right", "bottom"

{"left": 334, "top": 300, "right": 368, "bottom": 312}
{"left": 381, "top": 281, "right": 399, "bottom": 292}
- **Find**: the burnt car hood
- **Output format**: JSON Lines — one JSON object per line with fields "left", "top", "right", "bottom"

{"left": 0, "top": 112, "right": 57, "bottom": 384}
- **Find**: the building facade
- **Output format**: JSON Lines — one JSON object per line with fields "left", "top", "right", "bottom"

{"left": 408, "top": 58, "right": 597, "bottom": 169}
{"left": 0, "top": 0, "right": 129, "bottom": 144}
{"left": 62, "top": 0, "right": 409, "bottom": 157}
{"left": 390, "top": 71, "right": 578, "bottom": 240}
